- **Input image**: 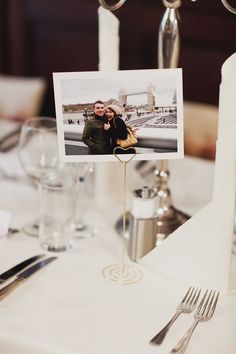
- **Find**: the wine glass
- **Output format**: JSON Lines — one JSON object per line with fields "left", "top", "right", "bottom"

{"left": 74, "top": 162, "right": 98, "bottom": 238}
{"left": 18, "top": 117, "right": 59, "bottom": 236}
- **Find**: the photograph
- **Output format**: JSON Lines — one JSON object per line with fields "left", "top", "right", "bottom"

{"left": 53, "top": 68, "right": 184, "bottom": 162}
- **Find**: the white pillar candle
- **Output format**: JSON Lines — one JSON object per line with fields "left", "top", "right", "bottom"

{"left": 98, "top": 6, "right": 120, "bottom": 72}
{"left": 95, "top": 7, "right": 122, "bottom": 209}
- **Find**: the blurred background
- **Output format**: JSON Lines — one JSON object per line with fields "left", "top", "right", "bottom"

{"left": 0, "top": 0, "right": 236, "bottom": 159}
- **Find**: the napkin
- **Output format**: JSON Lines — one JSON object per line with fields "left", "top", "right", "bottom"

{"left": 214, "top": 53, "right": 236, "bottom": 196}
{"left": 140, "top": 53, "right": 236, "bottom": 294}
{"left": 0, "top": 152, "right": 25, "bottom": 180}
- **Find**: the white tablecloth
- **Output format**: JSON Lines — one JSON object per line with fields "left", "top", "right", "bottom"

{"left": 0, "top": 155, "right": 236, "bottom": 354}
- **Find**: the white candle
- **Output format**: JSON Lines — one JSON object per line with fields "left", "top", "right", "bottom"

{"left": 98, "top": 6, "right": 120, "bottom": 71}
{"left": 95, "top": 7, "right": 121, "bottom": 209}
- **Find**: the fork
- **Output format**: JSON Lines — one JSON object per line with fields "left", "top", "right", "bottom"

{"left": 170, "top": 289, "right": 219, "bottom": 354}
{"left": 150, "top": 287, "right": 201, "bottom": 345}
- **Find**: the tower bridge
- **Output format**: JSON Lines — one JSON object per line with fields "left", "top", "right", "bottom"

{"left": 124, "top": 91, "right": 147, "bottom": 96}
{"left": 118, "top": 83, "right": 156, "bottom": 112}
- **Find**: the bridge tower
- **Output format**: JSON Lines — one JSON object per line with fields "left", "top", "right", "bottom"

{"left": 118, "top": 88, "right": 127, "bottom": 110}
{"left": 172, "top": 89, "right": 177, "bottom": 104}
{"left": 147, "top": 83, "right": 156, "bottom": 112}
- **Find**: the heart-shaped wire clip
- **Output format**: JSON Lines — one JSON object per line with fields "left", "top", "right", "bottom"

{"left": 113, "top": 147, "right": 136, "bottom": 163}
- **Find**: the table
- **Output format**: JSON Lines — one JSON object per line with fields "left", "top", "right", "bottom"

{"left": 0, "top": 152, "right": 235, "bottom": 354}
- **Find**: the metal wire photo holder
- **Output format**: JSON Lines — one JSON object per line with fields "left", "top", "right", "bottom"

{"left": 102, "top": 148, "right": 143, "bottom": 284}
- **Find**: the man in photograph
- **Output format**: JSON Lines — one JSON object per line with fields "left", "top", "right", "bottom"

{"left": 82, "top": 100, "right": 111, "bottom": 154}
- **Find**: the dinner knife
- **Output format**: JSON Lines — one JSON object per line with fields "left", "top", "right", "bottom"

{"left": 0, "top": 254, "right": 45, "bottom": 284}
{"left": 0, "top": 126, "right": 22, "bottom": 152}
{"left": 0, "top": 257, "right": 57, "bottom": 300}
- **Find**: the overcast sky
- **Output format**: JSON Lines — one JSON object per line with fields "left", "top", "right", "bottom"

{"left": 60, "top": 69, "right": 181, "bottom": 106}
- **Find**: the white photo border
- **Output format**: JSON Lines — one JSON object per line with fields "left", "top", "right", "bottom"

{"left": 53, "top": 68, "right": 184, "bottom": 163}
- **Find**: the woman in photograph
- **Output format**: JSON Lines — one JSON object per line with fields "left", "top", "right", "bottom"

{"left": 105, "top": 105, "right": 137, "bottom": 153}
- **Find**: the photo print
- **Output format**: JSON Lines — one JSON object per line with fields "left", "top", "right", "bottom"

{"left": 53, "top": 68, "right": 184, "bottom": 162}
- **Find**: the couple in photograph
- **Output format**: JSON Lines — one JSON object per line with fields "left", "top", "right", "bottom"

{"left": 82, "top": 100, "right": 137, "bottom": 155}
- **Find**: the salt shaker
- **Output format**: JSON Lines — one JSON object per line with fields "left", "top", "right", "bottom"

{"left": 128, "top": 186, "right": 157, "bottom": 261}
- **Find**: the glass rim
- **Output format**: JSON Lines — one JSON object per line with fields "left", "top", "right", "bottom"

{"left": 23, "top": 117, "right": 57, "bottom": 131}
{"left": 39, "top": 179, "right": 77, "bottom": 191}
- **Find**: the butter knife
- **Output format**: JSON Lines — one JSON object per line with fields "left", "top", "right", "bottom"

{"left": 0, "top": 126, "right": 22, "bottom": 152}
{"left": 0, "top": 257, "right": 57, "bottom": 300}
{"left": 0, "top": 254, "right": 45, "bottom": 284}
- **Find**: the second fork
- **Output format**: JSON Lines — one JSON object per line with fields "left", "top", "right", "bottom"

{"left": 170, "top": 289, "right": 220, "bottom": 354}
{"left": 150, "top": 287, "right": 201, "bottom": 345}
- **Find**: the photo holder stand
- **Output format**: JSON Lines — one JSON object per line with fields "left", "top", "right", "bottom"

{"left": 102, "top": 147, "right": 143, "bottom": 284}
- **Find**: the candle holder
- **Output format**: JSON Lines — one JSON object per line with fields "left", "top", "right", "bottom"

{"left": 98, "top": 0, "right": 236, "bottom": 242}
{"left": 155, "top": 0, "right": 190, "bottom": 241}
{"left": 98, "top": 0, "right": 127, "bottom": 11}
{"left": 98, "top": 0, "right": 236, "bottom": 15}
{"left": 154, "top": 0, "right": 236, "bottom": 239}
{"left": 221, "top": 0, "right": 236, "bottom": 14}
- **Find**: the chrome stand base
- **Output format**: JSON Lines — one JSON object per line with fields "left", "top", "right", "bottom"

{"left": 156, "top": 206, "right": 190, "bottom": 243}
{"left": 73, "top": 223, "right": 98, "bottom": 239}
{"left": 154, "top": 162, "right": 190, "bottom": 242}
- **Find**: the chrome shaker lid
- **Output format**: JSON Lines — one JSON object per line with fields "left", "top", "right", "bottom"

{"left": 133, "top": 186, "right": 156, "bottom": 199}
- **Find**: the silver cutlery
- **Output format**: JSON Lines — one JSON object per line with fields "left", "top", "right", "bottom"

{"left": 0, "top": 254, "right": 45, "bottom": 284}
{"left": 0, "top": 257, "right": 57, "bottom": 300}
{"left": 170, "top": 289, "right": 219, "bottom": 354}
{"left": 0, "top": 126, "right": 21, "bottom": 152}
{"left": 7, "top": 228, "right": 20, "bottom": 236}
{"left": 150, "top": 287, "right": 201, "bottom": 345}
